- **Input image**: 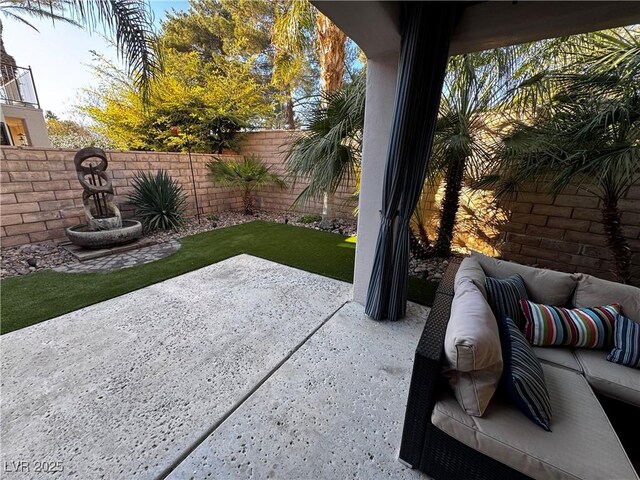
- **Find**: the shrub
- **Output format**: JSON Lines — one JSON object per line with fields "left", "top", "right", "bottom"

{"left": 129, "top": 170, "right": 187, "bottom": 232}
{"left": 207, "top": 155, "right": 287, "bottom": 215}
{"left": 298, "top": 214, "right": 322, "bottom": 224}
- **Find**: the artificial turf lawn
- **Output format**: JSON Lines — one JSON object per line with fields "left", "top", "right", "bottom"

{"left": 0, "top": 221, "right": 438, "bottom": 334}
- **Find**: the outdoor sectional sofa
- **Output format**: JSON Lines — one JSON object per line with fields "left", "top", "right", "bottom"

{"left": 399, "top": 254, "right": 640, "bottom": 480}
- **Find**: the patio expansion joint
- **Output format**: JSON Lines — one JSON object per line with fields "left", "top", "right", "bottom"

{"left": 157, "top": 299, "right": 351, "bottom": 480}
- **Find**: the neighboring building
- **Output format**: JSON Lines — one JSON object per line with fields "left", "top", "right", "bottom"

{"left": 0, "top": 63, "right": 51, "bottom": 147}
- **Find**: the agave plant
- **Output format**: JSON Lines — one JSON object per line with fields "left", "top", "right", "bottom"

{"left": 207, "top": 155, "right": 287, "bottom": 215}
{"left": 129, "top": 170, "right": 187, "bottom": 232}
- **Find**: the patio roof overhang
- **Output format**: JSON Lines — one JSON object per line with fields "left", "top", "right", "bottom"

{"left": 312, "top": 1, "right": 640, "bottom": 59}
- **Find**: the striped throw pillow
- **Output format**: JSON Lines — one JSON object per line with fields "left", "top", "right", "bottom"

{"left": 520, "top": 301, "right": 620, "bottom": 349}
{"left": 486, "top": 274, "right": 529, "bottom": 331}
{"left": 498, "top": 317, "right": 552, "bottom": 431}
{"left": 607, "top": 314, "right": 640, "bottom": 369}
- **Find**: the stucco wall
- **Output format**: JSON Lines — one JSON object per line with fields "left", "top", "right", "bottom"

{"left": 0, "top": 130, "right": 358, "bottom": 248}
{"left": 1, "top": 105, "right": 51, "bottom": 148}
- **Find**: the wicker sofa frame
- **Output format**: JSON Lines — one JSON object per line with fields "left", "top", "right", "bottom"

{"left": 399, "top": 257, "right": 532, "bottom": 480}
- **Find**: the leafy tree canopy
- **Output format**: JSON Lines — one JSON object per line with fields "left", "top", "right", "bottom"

{"left": 82, "top": 48, "right": 271, "bottom": 152}
{"left": 45, "top": 111, "right": 113, "bottom": 149}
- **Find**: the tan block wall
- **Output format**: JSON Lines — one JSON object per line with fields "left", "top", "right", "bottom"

{"left": 0, "top": 148, "right": 243, "bottom": 246}
{"left": 1, "top": 131, "right": 357, "bottom": 247}
{"left": 501, "top": 182, "right": 640, "bottom": 285}
{"left": 239, "top": 131, "right": 357, "bottom": 218}
{"left": 418, "top": 180, "right": 640, "bottom": 285}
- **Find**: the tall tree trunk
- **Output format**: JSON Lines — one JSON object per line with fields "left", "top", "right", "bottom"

{"left": 602, "top": 195, "right": 631, "bottom": 284}
{"left": 431, "top": 157, "right": 466, "bottom": 257}
{"left": 315, "top": 13, "right": 346, "bottom": 94}
{"left": 315, "top": 12, "right": 346, "bottom": 226}
{"left": 285, "top": 89, "right": 295, "bottom": 129}
{"left": 0, "top": 19, "right": 18, "bottom": 82}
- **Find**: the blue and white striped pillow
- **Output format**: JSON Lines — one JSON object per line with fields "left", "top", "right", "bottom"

{"left": 486, "top": 274, "right": 529, "bottom": 331}
{"left": 607, "top": 314, "right": 640, "bottom": 369}
{"left": 499, "top": 317, "right": 552, "bottom": 431}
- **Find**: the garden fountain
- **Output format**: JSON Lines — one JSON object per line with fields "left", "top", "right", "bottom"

{"left": 65, "top": 147, "right": 142, "bottom": 248}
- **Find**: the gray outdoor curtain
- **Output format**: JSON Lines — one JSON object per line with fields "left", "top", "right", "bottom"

{"left": 365, "top": 2, "right": 463, "bottom": 321}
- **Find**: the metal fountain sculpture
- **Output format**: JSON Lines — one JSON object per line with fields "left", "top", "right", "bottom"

{"left": 65, "top": 147, "right": 142, "bottom": 248}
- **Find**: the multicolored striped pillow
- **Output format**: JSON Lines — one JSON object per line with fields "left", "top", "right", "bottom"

{"left": 520, "top": 301, "right": 620, "bottom": 349}
{"left": 498, "top": 317, "right": 552, "bottom": 431}
{"left": 486, "top": 274, "right": 529, "bottom": 331}
{"left": 607, "top": 314, "right": 640, "bottom": 369}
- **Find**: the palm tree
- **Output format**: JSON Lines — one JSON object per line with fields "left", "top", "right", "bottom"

{"left": 480, "top": 28, "right": 640, "bottom": 283}
{"left": 284, "top": 72, "right": 365, "bottom": 219}
{"left": 271, "top": 0, "right": 315, "bottom": 130}
{"left": 0, "top": 0, "right": 160, "bottom": 99}
{"left": 315, "top": 11, "right": 346, "bottom": 94}
{"left": 425, "top": 49, "right": 521, "bottom": 258}
{"left": 207, "top": 155, "right": 287, "bottom": 215}
{"left": 273, "top": 0, "right": 349, "bottom": 226}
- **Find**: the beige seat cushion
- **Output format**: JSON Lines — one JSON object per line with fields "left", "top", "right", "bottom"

{"left": 454, "top": 257, "right": 487, "bottom": 299}
{"left": 432, "top": 364, "right": 638, "bottom": 480}
{"left": 444, "top": 279, "right": 502, "bottom": 417}
{"left": 471, "top": 251, "right": 577, "bottom": 306}
{"left": 533, "top": 347, "right": 582, "bottom": 373}
{"left": 573, "top": 274, "right": 640, "bottom": 323}
{"left": 574, "top": 349, "right": 640, "bottom": 407}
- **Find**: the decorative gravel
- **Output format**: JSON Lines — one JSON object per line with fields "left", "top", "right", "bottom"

{"left": 0, "top": 210, "right": 450, "bottom": 281}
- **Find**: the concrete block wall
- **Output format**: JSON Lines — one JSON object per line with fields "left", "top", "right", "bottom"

{"left": 1, "top": 130, "right": 358, "bottom": 248}
{"left": 239, "top": 131, "right": 357, "bottom": 219}
{"left": 0, "top": 148, "right": 243, "bottom": 247}
{"left": 500, "top": 182, "right": 640, "bottom": 284}
{"left": 417, "top": 180, "right": 640, "bottom": 285}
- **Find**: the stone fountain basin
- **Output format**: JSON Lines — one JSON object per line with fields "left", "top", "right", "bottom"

{"left": 66, "top": 219, "right": 143, "bottom": 249}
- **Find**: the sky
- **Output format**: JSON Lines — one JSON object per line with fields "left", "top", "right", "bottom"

{"left": 2, "top": 1, "right": 189, "bottom": 121}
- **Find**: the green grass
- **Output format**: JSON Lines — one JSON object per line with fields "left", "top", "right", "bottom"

{"left": 0, "top": 221, "right": 438, "bottom": 334}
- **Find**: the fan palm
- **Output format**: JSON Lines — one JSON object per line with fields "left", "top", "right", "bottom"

{"left": 207, "top": 155, "right": 287, "bottom": 215}
{"left": 425, "top": 49, "right": 521, "bottom": 258}
{"left": 0, "top": 0, "right": 160, "bottom": 100}
{"left": 284, "top": 72, "right": 365, "bottom": 221}
{"left": 480, "top": 28, "right": 640, "bottom": 283}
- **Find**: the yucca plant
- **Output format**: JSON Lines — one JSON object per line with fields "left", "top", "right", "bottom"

{"left": 129, "top": 170, "right": 187, "bottom": 232}
{"left": 207, "top": 155, "right": 287, "bottom": 215}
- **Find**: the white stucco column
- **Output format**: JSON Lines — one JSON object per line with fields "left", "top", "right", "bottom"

{"left": 353, "top": 54, "right": 400, "bottom": 304}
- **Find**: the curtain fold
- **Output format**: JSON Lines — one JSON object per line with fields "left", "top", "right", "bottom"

{"left": 365, "top": 1, "right": 463, "bottom": 321}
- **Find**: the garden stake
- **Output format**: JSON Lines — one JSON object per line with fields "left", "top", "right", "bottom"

{"left": 186, "top": 141, "right": 201, "bottom": 224}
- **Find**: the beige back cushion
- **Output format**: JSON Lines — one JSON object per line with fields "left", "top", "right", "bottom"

{"left": 573, "top": 274, "right": 640, "bottom": 323}
{"left": 471, "top": 251, "right": 577, "bottom": 306}
{"left": 444, "top": 279, "right": 503, "bottom": 417}
{"left": 455, "top": 257, "right": 487, "bottom": 299}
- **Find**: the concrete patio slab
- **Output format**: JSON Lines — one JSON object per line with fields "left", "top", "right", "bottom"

{"left": 0, "top": 255, "right": 352, "bottom": 479}
{"left": 168, "top": 301, "right": 427, "bottom": 480}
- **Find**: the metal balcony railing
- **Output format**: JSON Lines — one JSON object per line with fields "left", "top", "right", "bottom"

{"left": 1, "top": 63, "right": 40, "bottom": 109}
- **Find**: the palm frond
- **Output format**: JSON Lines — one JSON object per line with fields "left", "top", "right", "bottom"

{"left": 285, "top": 73, "right": 365, "bottom": 206}
{"left": 1, "top": 0, "right": 161, "bottom": 102}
